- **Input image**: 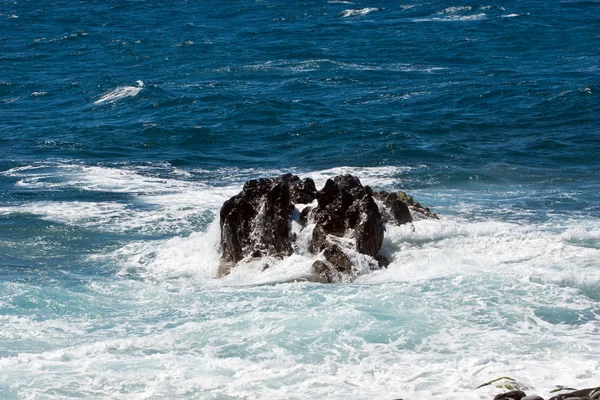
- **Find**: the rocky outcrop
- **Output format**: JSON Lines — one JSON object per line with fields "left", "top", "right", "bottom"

{"left": 218, "top": 173, "right": 437, "bottom": 281}
{"left": 374, "top": 191, "right": 412, "bottom": 225}
{"left": 218, "top": 173, "right": 315, "bottom": 277}
{"left": 306, "top": 175, "right": 385, "bottom": 282}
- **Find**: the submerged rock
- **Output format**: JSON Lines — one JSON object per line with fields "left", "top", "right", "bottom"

{"left": 218, "top": 173, "right": 437, "bottom": 281}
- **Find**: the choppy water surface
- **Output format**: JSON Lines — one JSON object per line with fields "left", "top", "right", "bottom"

{"left": 1, "top": 0, "right": 599, "bottom": 398}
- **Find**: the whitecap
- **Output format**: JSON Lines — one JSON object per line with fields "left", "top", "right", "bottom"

{"left": 94, "top": 80, "right": 144, "bottom": 104}
{"left": 414, "top": 13, "right": 487, "bottom": 22}
{"left": 439, "top": 6, "right": 473, "bottom": 14}
{"left": 340, "top": 7, "right": 379, "bottom": 18}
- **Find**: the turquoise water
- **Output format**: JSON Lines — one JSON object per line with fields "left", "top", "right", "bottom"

{"left": 1, "top": 1, "right": 599, "bottom": 398}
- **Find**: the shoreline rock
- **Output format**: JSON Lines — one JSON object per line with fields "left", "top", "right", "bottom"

{"left": 218, "top": 173, "right": 436, "bottom": 281}
{"left": 475, "top": 377, "right": 599, "bottom": 400}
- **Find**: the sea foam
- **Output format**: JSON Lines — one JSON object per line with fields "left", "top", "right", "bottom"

{"left": 94, "top": 80, "right": 144, "bottom": 104}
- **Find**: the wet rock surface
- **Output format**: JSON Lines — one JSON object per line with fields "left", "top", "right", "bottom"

{"left": 494, "top": 390, "right": 527, "bottom": 400}
{"left": 218, "top": 174, "right": 437, "bottom": 280}
{"left": 548, "top": 387, "right": 600, "bottom": 400}
{"left": 473, "top": 378, "right": 600, "bottom": 400}
{"left": 219, "top": 174, "right": 302, "bottom": 277}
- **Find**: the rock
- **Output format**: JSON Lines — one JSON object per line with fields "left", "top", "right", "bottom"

{"left": 374, "top": 191, "right": 412, "bottom": 225}
{"left": 311, "top": 244, "right": 353, "bottom": 284}
{"left": 304, "top": 175, "right": 386, "bottom": 281}
{"left": 311, "top": 260, "right": 334, "bottom": 283}
{"left": 374, "top": 190, "right": 439, "bottom": 224}
{"left": 289, "top": 176, "right": 317, "bottom": 204}
{"left": 323, "top": 244, "right": 352, "bottom": 272}
{"left": 218, "top": 174, "right": 297, "bottom": 276}
{"left": 375, "top": 254, "right": 390, "bottom": 268}
{"left": 218, "top": 173, "right": 437, "bottom": 280}
{"left": 350, "top": 193, "right": 384, "bottom": 256}
{"left": 550, "top": 389, "right": 600, "bottom": 400}
{"left": 522, "top": 396, "right": 545, "bottom": 400}
{"left": 494, "top": 390, "right": 527, "bottom": 400}
{"left": 310, "top": 175, "right": 384, "bottom": 257}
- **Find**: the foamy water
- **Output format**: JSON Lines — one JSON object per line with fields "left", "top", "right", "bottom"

{"left": 94, "top": 81, "right": 144, "bottom": 104}
{"left": 1, "top": 163, "right": 598, "bottom": 399}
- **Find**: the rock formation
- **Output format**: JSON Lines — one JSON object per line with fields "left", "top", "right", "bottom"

{"left": 218, "top": 173, "right": 316, "bottom": 277}
{"left": 218, "top": 173, "right": 436, "bottom": 281}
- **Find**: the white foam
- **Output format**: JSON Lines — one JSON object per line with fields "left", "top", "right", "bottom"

{"left": 302, "top": 166, "right": 410, "bottom": 189}
{"left": 3, "top": 164, "right": 600, "bottom": 399}
{"left": 104, "top": 220, "right": 222, "bottom": 281}
{"left": 360, "top": 216, "right": 600, "bottom": 290}
{"left": 439, "top": 6, "right": 473, "bottom": 14}
{"left": 501, "top": 13, "right": 520, "bottom": 18}
{"left": 94, "top": 80, "right": 144, "bottom": 104}
{"left": 1, "top": 163, "right": 239, "bottom": 234}
{"left": 232, "top": 59, "right": 445, "bottom": 75}
{"left": 414, "top": 13, "right": 487, "bottom": 22}
{"left": 340, "top": 8, "right": 379, "bottom": 18}
{"left": 560, "top": 226, "right": 600, "bottom": 246}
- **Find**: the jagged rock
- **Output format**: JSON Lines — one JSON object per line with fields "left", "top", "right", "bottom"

{"left": 219, "top": 174, "right": 298, "bottom": 276}
{"left": 522, "top": 396, "right": 544, "bottom": 400}
{"left": 289, "top": 177, "right": 317, "bottom": 204}
{"left": 374, "top": 191, "right": 412, "bottom": 225}
{"left": 218, "top": 173, "right": 437, "bottom": 280}
{"left": 311, "top": 244, "right": 354, "bottom": 283}
{"left": 310, "top": 175, "right": 384, "bottom": 257}
{"left": 494, "top": 390, "right": 527, "bottom": 400}
{"left": 323, "top": 244, "right": 352, "bottom": 272}
{"left": 395, "top": 190, "right": 439, "bottom": 220}
{"left": 304, "top": 175, "right": 385, "bottom": 281}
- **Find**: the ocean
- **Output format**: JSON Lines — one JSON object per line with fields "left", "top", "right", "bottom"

{"left": 1, "top": 0, "right": 599, "bottom": 398}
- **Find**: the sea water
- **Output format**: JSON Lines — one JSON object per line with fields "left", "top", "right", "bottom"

{"left": 1, "top": 1, "right": 599, "bottom": 399}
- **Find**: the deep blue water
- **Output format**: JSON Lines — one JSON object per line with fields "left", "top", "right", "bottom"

{"left": 1, "top": 1, "right": 599, "bottom": 399}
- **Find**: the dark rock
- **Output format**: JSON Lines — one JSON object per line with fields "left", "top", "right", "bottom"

{"left": 311, "top": 260, "right": 341, "bottom": 283}
{"left": 289, "top": 177, "right": 317, "bottom": 204}
{"left": 218, "top": 173, "right": 436, "bottom": 281}
{"left": 351, "top": 195, "right": 385, "bottom": 256}
{"left": 375, "top": 254, "right": 390, "bottom": 268}
{"left": 311, "top": 175, "right": 384, "bottom": 257}
{"left": 323, "top": 244, "right": 352, "bottom": 272}
{"left": 304, "top": 175, "right": 386, "bottom": 281}
{"left": 494, "top": 390, "right": 527, "bottom": 400}
{"left": 550, "top": 389, "right": 600, "bottom": 400}
{"left": 374, "top": 191, "right": 412, "bottom": 225}
{"left": 522, "top": 396, "right": 545, "bottom": 400}
{"left": 218, "top": 175, "right": 296, "bottom": 276}
{"left": 374, "top": 190, "right": 439, "bottom": 223}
